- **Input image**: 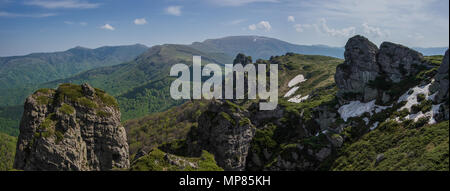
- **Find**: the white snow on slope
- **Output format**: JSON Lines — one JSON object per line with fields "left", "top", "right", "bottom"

{"left": 397, "top": 83, "right": 434, "bottom": 112}
{"left": 338, "top": 100, "right": 392, "bottom": 122}
{"left": 288, "top": 74, "right": 306, "bottom": 87}
{"left": 399, "top": 104, "right": 442, "bottom": 124}
{"left": 288, "top": 95, "right": 309, "bottom": 103}
{"left": 284, "top": 86, "right": 299, "bottom": 98}
{"left": 370, "top": 121, "right": 379, "bottom": 131}
{"left": 363, "top": 117, "right": 369, "bottom": 125}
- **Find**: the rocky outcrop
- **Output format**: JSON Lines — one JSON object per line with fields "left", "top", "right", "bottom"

{"left": 430, "top": 49, "right": 449, "bottom": 120}
{"left": 13, "top": 83, "right": 129, "bottom": 171}
{"left": 432, "top": 50, "right": 449, "bottom": 103}
{"left": 335, "top": 35, "right": 432, "bottom": 104}
{"left": 186, "top": 100, "right": 255, "bottom": 171}
{"left": 378, "top": 42, "right": 426, "bottom": 82}
{"left": 335, "top": 35, "right": 381, "bottom": 103}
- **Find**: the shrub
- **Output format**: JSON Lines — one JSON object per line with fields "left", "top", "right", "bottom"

{"left": 36, "top": 96, "right": 51, "bottom": 105}
{"left": 59, "top": 104, "right": 75, "bottom": 115}
{"left": 77, "top": 97, "right": 97, "bottom": 108}
{"left": 96, "top": 91, "right": 119, "bottom": 108}
{"left": 96, "top": 110, "right": 112, "bottom": 117}
{"left": 417, "top": 94, "right": 426, "bottom": 103}
{"left": 56, "top": 83, "right": 83, "bottom": 102}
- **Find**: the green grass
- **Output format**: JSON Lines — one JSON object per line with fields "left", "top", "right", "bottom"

{"left": 0, "top": 132, "right": 17, "bottom": 171}
{"left": 423, "top": 55, "right": 444, "bottom": 66}
{"left": 59, "top": 104, "right": 75, "bottom": 115}
{"left": 56, "top": 83, "right": 83, "bottom": 103}
{"left": 331, "top": 121, "right": 449, "bottom": 171}
{"left": 77, "top": 97, "right": 98, "bottom": 108}
{"left": 125, "top": 100, "right": 209, "bottom": 157}
{"left": 96, "top": 110, "right": 112, "bottom": 117}
{"left": 0, "top": 45, "right": 148, "bottom": 107}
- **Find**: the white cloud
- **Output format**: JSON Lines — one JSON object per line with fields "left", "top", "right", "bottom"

{"left": 134, "top": 18, "right": 147, "bottom": 25}
{"left": 316, "top": 18, "right": 355, "bottom": 37}
{"left": 249, "top": 21, "right": 272, "bottom": 32}
{"left": 408, "top": 33, "right": 425, "bottom": 40}
{"left": 25, "top": 0, "right": 100, "bottom": 9}
{"left": 362, "top": 23, "right": 389, "bottom": 38}
{"left": 79, "top": 22, "right": 87, "bottom": 26}
{"left": 209, "top": 0, "right": 278, "bottom": 6}
{"left": 100, "top": 24, "right": 114, "bottom": 31}
{"left": 0, "top": 11, "right": 56, "bottom": 18}
{"left": 293, "top": 24, "right": 303, "bottom": 32}
{"left": 287, "top": 16, "right": 295, "bottom": 22}
{"left": 293, "top": 24, "right": 312, "bottom": 32}
{"left": 166, "top": 6, "right": 182, "bottom": 16}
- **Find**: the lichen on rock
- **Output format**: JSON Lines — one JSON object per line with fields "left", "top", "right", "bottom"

{"left": 13, "top": 83, "right": 129, "bottom": 171}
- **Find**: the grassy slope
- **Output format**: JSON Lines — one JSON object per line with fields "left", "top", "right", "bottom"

{"left": 125, "top": 100, "right": 210, "bottom": 159}
{"left": 332, "top": 121, "right": 449, "bottom": 171}
{"left": 42, "top": 44, "right": 233, "bottom": 121}
{"left": 0, "top": 132, "right": 17, "bottom": 171}
{"left": 0, "top": 44, "right": 148, "bottom": 107}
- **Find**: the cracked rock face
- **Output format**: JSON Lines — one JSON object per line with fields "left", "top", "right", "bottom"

{"left": 186, "top": 100, "right": 255, "bottom": 171}
{"left": 335, "top": 35, "right": 431, "bottom": 104}
{"left": 378, "top": 42, "right": 425, "bottom": 83}
{"left": 13, "top": 83, "right": 129, "bottom": 171}
{"left": 335, "top": 35, "right": 380, "bottom": 103}
{"left": 434, "top": 50, "right": 449, "bottom": 103}
{"left": 430, "top": 49, "right": 449, "bottom": 121}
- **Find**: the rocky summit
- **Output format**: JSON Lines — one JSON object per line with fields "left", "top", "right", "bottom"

{"left": 335, "top": 35, "right": 433, "bottom": 104}
{"left": 186, "top": 100, "right": 255, "bottom": 171}
{"left": 13, "top": 83, "right": 129, "bottom": 171}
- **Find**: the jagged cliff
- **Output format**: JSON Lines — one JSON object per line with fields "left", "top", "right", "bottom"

{"left": 14, "top": 83, "right": 129, "bottom": 171}
{"left": 186, "top": 100, "right": 255, "bottom": 171}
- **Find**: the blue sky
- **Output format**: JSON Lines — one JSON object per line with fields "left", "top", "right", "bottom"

{"left": 0, "top": 0, "right": 448, "bottom": 56}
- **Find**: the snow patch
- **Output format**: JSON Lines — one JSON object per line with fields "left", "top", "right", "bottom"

{"left": 400, "top": 104, "right": 442, "bottom": 125}
{"left": 288, "top": 95, "right": 309, "bottom": 103}
{"left": 284, "top": 87, "right": 299, "bottom": 98}
{"left": 288, "top": 74, "right": 307, "bottom": 87}
{"left": 338, "top": 100, "right": 392, "bottom": 122}
{"left": 363, "top": 117, "right": 369, "bottom": 125}
{"left": 370, "top": 121, "right": 379, "bottom": 131}
{"left": 398, "top": 83, "right": 433, "bottom": 112}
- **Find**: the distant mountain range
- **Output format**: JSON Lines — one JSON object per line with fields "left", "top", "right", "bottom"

{"left": 190, "top": 36, "right": 448, "bottom": 60}
{"left": 190, "top": 36, "right": 345, "bottom": 60}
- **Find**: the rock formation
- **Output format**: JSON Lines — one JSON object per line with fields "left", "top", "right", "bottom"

{"left": 13, "top": 83, "right": 129, "bottom": 171}
{"left": 335, "top": 35, "right": 381, "bottom": 103}
{"left": 186, "top": 100, "right": 255, "bottom": 171}
{"left": 335, "top": 35, "right": 432, "bottom": 104}
{"left": 430, "top": 49, "right": 449, "bottom": 120}
{"left": 432, "top": 49, "right": 449, "bottom": 103}
{"left": 378, "top": 42, "right": 427, "bottom": 82}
